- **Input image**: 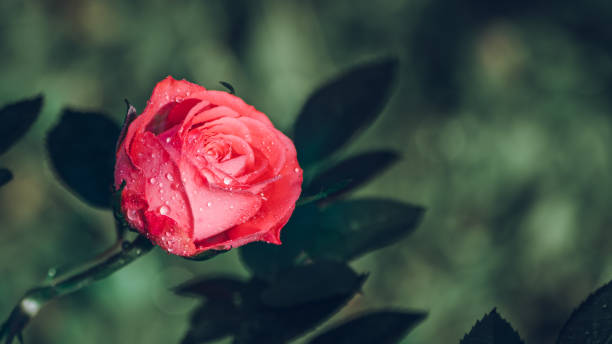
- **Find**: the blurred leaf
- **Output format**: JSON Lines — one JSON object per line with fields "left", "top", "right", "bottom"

{"left": 47, "top": 109, "right": 120, "bottom": 208}
{"left": 460, "top": 309, "right": 524, "bottom": 344}
{"left": 557, "top": 280, "right": 612, "bottom": 344}
{"left": 184, "top": 249, "right": 229, "bottom": 261}
{"left": 306, "top": 199, "right": 425, "bottom": 261}
{"left": 0, "top": 95, "right": 43, "bottom": 155}
{"left": 0, "top": 169, "right": 12, "bottom": 188}
{"left": 294, "top": 57, "right": 398, "bottom": 166}
{"left": 308, "top": 310, "right": 427, "bottom": 344}
{"left": 174, "top": 276, "right": 246, "bottom": 299}
{"left": 297, "top": 179, "right": 352, "bottom": 207}
{"left": 182, "top": 298, "right": 241, "bottom": 344}
{"left": 260, "top": 261, "right": 365, "bottom": 308}
{"left": 239, "top": 206, "right": 317, "bottom": 280}
{"left": 234, "top": 276, "right": 366, "bottom": 343}
{"left": 304, "top": 150, "right": 401, "bottom": 200}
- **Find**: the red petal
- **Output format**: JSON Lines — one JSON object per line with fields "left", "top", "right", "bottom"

{"left": 179, "top": 156, "right": 263, "bottom": 241}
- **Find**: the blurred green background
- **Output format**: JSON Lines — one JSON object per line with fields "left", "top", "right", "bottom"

{"left": 2, "top": 0, "right": 612, "bottom": 343}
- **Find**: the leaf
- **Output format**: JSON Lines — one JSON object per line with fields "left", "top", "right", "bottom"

{"left": 239, "top": 205, "right": 318, "bottom": 280}
{"left": 47, "top": 109, "right": 120, "bottom": 208}
{"left": 557, "top": 280, "right": 612, "bottom": 344}
{"left": 260, "top": 261, "right": 365, "bottom": 308}
{"left": 182, "top": 298, "right": 241, "bottom": 344}
{"left": 308, "top": 310, "right": 427, "bottom": 344}
{"left": 234, "top": 276, "right": 366, "bottom": 343}
{"left": 303, "top": 150, "right": 401, "bottom": 201}
{"left": 460, "top": 309, "right": 524, "bottom": 344}
{"left": 174, "top": 276, "right": 246, "bottom": 299}
{"left": 306, "top": 199, "right": 425, "bottom": 261}
{"left": 0, "top": 95, "right": 43, "bottom": 155}
{"left": 294, "top": 57, "right": 398, "bottom": 166}
{"left": 184, "top": 249, "right": 229, "bottom": 261}
{"left": 0, "top": 169, "right": 13, "bottom": 188}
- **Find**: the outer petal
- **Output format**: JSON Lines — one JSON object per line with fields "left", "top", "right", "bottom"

{"left": 179, "top": 155, "right": 263, "bottom": 242}
{"left": 122, "top": 76, "right": 206, "bottom": 156}
{"left": 205, "top": 90, "right": 274, "bottom": 128}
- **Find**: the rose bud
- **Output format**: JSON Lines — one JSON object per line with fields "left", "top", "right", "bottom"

{"left": 114, "top": 77, "right": 302, "bottom": 256}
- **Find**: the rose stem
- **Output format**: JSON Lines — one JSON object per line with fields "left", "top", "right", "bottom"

{"left": 0, "top": 234, "right": 154, "bottom": 343}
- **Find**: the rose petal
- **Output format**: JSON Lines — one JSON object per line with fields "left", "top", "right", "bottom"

{"left": 130, "top": 132, "right": 193, "bottom": 235}
{"left": 179, "top": 157, "right": 262, "bottom": 241}
{"left": 205, "top": 90, "right": 274, "bottom": 128}
{"left": 123, "top": 76, "right": 206, "bottom": 155}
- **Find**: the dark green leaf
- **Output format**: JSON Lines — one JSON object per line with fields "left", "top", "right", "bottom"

{"left": 460, "top": 309, "right": 524, "bottom": 344}
{"left": 308, "top": 310, "right": 427, "bottom": 344}
{"left": 0, "top": 95, "right": 43, "bottom": 155}
{"left": 306, "top": 199, "right": 425, "bottom": 261}
{"left": 174, "top": 276, "right": 246, "bottom": 299}
{"left": 260, "top": 261, "right": 365, "bottom": 308}
{"left": 47, "top": 109, "right": 120, "bottom": 208}
{"left": 0, "top": 169, "right": 12, "bottom": 188}
{"left": 182, "top": 298, "right": 241, "bottom": 344}
{"left": 557, "top": 280, "right": 612, "bottom": 344}
{"left": 184, "top": 249, "right": 229, "bottom": 261}
{"left": 304, "top": 150, "right": 400, "bottom": 200}
{"left": 239, "top": 206, "right": 317, "bottom": 280}
{"left": 294, "top": 57, "right": 398, "bottom": 166}
{"left": 234, "top": 276, "right": 366, "bottom": 343}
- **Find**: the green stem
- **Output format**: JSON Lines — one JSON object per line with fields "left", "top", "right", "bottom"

{"left": 0, "top": 235, "right": 154, "bottom": 343}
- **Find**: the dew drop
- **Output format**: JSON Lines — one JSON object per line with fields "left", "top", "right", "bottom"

{"left": 294, "top": 168, "right": 300, "bottom": 173}
{"left": 127, "top": 209, "right": 138, "bottom": 221}
{"left": 260, "top": 193, "right": 268, "bottom": 201}
{"left": 159, "top": 205, "right": 169, "bottom": 215}
{"left": 175, "top": 96, "right": 183, "bottom": 103}
{"left": 199, "top": 207, "right": 203, "bottom": 212}
{"left": 207, "top": 201, "right": 212, "bottom": 207}
{"left": 223, "top": 177, "right": 231, "bottom": 185}
{"left": 149, "top": 177, "right": 156, "bottom": 184}
{"left": 229, "top": 204, "right": 234, "bottom": 209}
{"left": 47, "top": 268, "right": 57, "bottom": 278}
{"left": 166, "top": 173, "right": 174, "bottom": 182}
{"left": 166, "top": 137, "right": 171, "bottom": 143}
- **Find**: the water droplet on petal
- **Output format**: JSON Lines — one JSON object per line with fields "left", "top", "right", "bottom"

{"left": 229, "top": 205, "right": 234, "bottom": 209}
{"left": 260, "top": 193, "right": 268, "bottom": 201}
{"left": 166, "top": 137, "right": 171, "bottom": 143}
{"left": 159, "top": 205, "right": 169, "bottom": 215}
{"left": 223, "top": 177, "right": 231, "bottom": 185}
{"left": 166, "top": 173, "right": 174, "bottom": 182}
{"left": 150, "top": 177, "right": 156, "bottom": 184}
{"left": 294, "top": 168, "right": 300, "bottom": 173}
{"left": 199, "top": 207, "right": 203, "bottom": 212}
{"left": 207, "top": 201, "right": 212, "bottom": 207}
